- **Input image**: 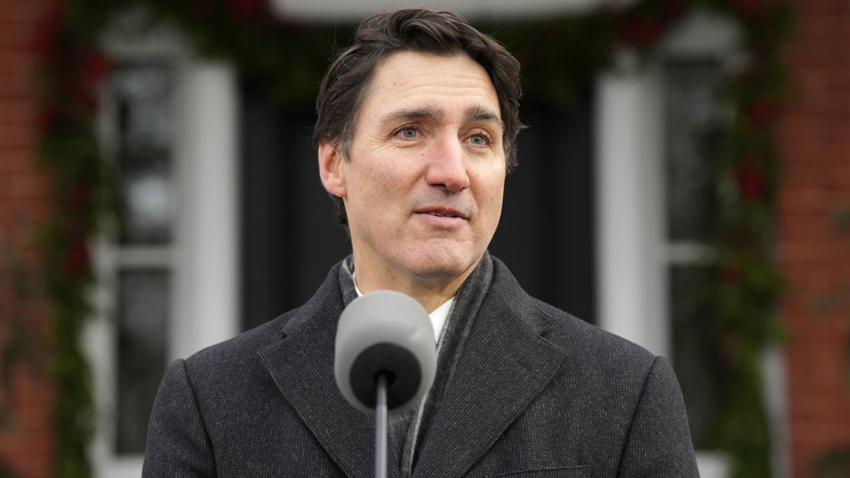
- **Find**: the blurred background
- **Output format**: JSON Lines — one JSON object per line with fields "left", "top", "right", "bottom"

{"left": 0, "top": 0, "right": 848, "bottom": 477}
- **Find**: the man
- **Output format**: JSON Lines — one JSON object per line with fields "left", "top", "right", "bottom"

{"left": 143, "top": 9, "right": 699, "bottom": 478}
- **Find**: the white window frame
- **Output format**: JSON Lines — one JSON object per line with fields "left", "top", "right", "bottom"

{"left": 595, "top": 9, "right": 790, "bottom": 478}
{"left": 87, "top": 19, "right": 240, "bottom": 478}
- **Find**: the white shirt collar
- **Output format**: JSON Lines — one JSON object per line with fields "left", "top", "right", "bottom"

{"left": 352, "top": 272, "right": 453, "bottom": 342}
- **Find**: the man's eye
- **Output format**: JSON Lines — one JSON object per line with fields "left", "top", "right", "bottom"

{"left": 397, "top": 127, "right": 418, "bottom": 139}
{"left": 469, "top": 133, "right": 490, "bottom": 146}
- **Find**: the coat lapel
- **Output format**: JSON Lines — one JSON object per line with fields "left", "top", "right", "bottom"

{"left": 257, "top": 272, "right": 377, "bottom": 478}
{"left": 411, "top": 290, "right": 569, "bottom": 478}
{"left": 256, "top": 259, "right": 569, "bottom": 478}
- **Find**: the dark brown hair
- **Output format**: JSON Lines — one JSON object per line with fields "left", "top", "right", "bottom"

{"left": 313, "top": 8, "right": 523, "bottom": 227}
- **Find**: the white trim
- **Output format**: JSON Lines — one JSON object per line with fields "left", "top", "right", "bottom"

{"left": 112, "top": 247, "right": 174, "bottom": 268}
{"left": 697, "top": 452, "right": 732, "bottom": 478}
{"left": 763, "top": 344, "right": 792, "bottom": 478}
{"left": 171, "top": 61, "right": 240, "bottom": 361}
{"left": 595, "top": 57, "right": 667, "bottom": 359}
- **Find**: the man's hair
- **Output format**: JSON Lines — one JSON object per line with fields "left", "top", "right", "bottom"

{"left": 313, "top": 8, "right": 523, "bottom": 228}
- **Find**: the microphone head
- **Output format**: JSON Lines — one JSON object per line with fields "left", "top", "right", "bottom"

{"left": 334, "top": 290, "right": 436, "bottom": 415}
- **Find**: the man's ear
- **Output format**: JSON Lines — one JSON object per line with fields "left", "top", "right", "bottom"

{"left": 318, "top": 141, "right": 347, "bottom": 198}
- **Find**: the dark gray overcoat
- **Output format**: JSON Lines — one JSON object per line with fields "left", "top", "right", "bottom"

{"left": 142, "top": 258, "right": 699, "bottom": 477}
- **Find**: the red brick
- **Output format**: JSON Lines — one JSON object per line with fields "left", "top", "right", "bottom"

{"left": 0, "top": 51, "right": 36, "bottom": 75}
{"left": 779, "top": 113, "right": 848, "bottom": 143}
{"left": 0, "top": 1, "right": 46, "bottom": 24}
{"left": 781, "top": 239, "right": 849, "bottom": 264}
{"left": 0, "top": 22, "right": 32, "bottom": 49}
{"left": 0, "top": 123, "right": 35, "bottom": 148}
{"left": 0, "top": 7, "right": 55, "bottom": 477}
{"left": 0, "top": 435, "right": 51, "bottom": 469}
{"left": 0, "top": 148, "right": 39, "bottom": 173}
{"left": 798, "top": 0, "right": 850, "bottom": 14}
{"left": 796, "top": 80, "right": 850, "bottom": 117}
{"left": 780, "top": 187, "right": 832, "bottom": 213}
{"left": 779, "top": 213, "right": 834, "bottom": 240}
{"left": 779, "top": 163, "right": 850, "bottom": 191}
{"left": 791, "top": 416, "right": 850, "bottom": 439}
{"left": 801, "top": 13, "right": 850, "bottom": 41}
{"left": 0, "top": 73, "right": 35, "bottom": 99}
{"left": 785, "top": 282, "right": 850, "bottom": 311}
{"left": 789, "top": 338, "right": 846, "bottom": 364}
{"left": 798, "top": 66, "right": 850, "bottom": 92}
{"left": 0, "top": 173, "right": 50, "bottom": 199}
{"left": 0, "top": 194, "right": 53, "bottom": 216}
{"left": 0, "top": 99, "right": 36, "bottom": 123}
{"left": 786, "top": 38, "right": 850, "bottom": 68}
{"left": 780, "top": 135, "right": 850, "bottom": 158}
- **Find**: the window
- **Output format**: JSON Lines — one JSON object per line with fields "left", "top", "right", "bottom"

{"left": 663, "top": 59, "right": 723, "bottom": 450}
{"left": 596, "top": 11, "right": 788, "bottom": 477}
{"left": 111, "top": 62, "right": 175, "bottom": 455}
{"left": 89, "top": 23, "right": 239, "bottom": 477}
{"left": 88, "top": 61, "right": 177, "bottom": 474}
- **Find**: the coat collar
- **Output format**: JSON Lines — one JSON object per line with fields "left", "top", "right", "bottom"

{"left": 257, "top": 258, "right": 569, "bottom": 478}
{"left": 257, "top": 263, "right": 376, "bottom": 478}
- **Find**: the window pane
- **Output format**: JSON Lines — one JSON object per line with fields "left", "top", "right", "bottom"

{"left": 670, "top": 265, "right": 721, "bottom": 449}
{"left": 116, "top": 269, "right": 169, "bottom": 455}
{"left": 112, "top": 63, "right": 174, "bottom": 245}
{"left": 664, "top": 60, "right": 721, "bottom": 242}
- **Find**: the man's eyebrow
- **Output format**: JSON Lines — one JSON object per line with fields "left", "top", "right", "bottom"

{"left": 380, "top": 107, "right": 444, "bottom": 126}
{"left": 465, "top": 105, "right": 503, "bottom": 131}
{"left": 464, "top": 105, "right": 499, "bottom": 123}
{"left": 379, "top": 105, "right": 503, "bottom": 131}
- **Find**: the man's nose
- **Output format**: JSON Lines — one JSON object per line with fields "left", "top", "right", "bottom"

{"left": 425, "top": 135, "right": 470, "bottom": 193}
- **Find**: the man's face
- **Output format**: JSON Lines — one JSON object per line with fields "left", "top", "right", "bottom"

{"left": 322, "top": 51, "right": 506, "bottom": 286}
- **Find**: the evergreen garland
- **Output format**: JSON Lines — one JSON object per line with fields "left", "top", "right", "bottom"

{"left": 26, "top": 0, "right": 793, "bottom": 477}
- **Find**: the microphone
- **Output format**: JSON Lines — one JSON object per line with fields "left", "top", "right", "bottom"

{"left": 334, "top": 290, "right": 437, "bottom": 414}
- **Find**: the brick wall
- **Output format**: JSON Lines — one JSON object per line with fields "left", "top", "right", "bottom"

{"left": 779, "top": 0, "right": 850, "bottom": 476}
{"left": 0, "top": 1, "right": 847, "bottom": 477}
{"left": 0, "top": 1, "right": 57, "bottom": 477}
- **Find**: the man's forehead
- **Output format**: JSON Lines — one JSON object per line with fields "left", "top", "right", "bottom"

{"left": 363, "top": 51, "right": 502, "bottom": 124}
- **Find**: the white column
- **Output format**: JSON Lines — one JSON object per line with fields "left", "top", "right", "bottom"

{"left": 595, "top": 61, "right": 667, "bottom": 358}
{"left": 172, "top": 61, "right": 240, "bottom": 360}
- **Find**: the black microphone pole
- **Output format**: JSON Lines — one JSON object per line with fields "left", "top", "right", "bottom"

{"left": 334, "top": 290, "right": 437, "bottom": 478}
{"left": 375, "top": 374, "right": 388, "bottom": 478}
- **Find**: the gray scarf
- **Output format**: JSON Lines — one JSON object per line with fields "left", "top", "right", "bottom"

{"left": 338, "top": 252, "right": 495, "bottom": 478}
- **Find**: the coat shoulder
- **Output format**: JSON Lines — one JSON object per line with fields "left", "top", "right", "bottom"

{"left": 483, "top": 256, "right": 698, "bottom": 475}
{"left": 177, "top": 307, "right": 299, "bottom": 393}
{"left": 533, "top": 297, "right": 656, "bottom": 368}
{"left": 489, "top": 256, "right": 656, "bottom": 369}
{"left": 199, "top": 307, "right": 295, "bottom": 353}
{"left": 488, "top": 256, "right": 661, "bottom": 399}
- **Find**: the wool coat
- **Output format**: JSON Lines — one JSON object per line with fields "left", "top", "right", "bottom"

{"left": 142, "top": 256, "right": 699, "bottom": 477}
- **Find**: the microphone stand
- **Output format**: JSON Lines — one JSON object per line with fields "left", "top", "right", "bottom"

{"left": 375, "top": 374, "right": 388, "bottom": 478}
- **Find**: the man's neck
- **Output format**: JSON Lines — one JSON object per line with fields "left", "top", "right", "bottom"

{"left": 350, "top": 259, "right": 478, "bottom": 313}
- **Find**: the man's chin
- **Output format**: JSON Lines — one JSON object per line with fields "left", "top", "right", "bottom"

{"left": 407, "top": 253, "right": 481, "bottom": 283}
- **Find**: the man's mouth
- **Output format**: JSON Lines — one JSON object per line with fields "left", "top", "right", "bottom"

{"left": 416, "top": 207, "right": 468, "bottom": 220}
